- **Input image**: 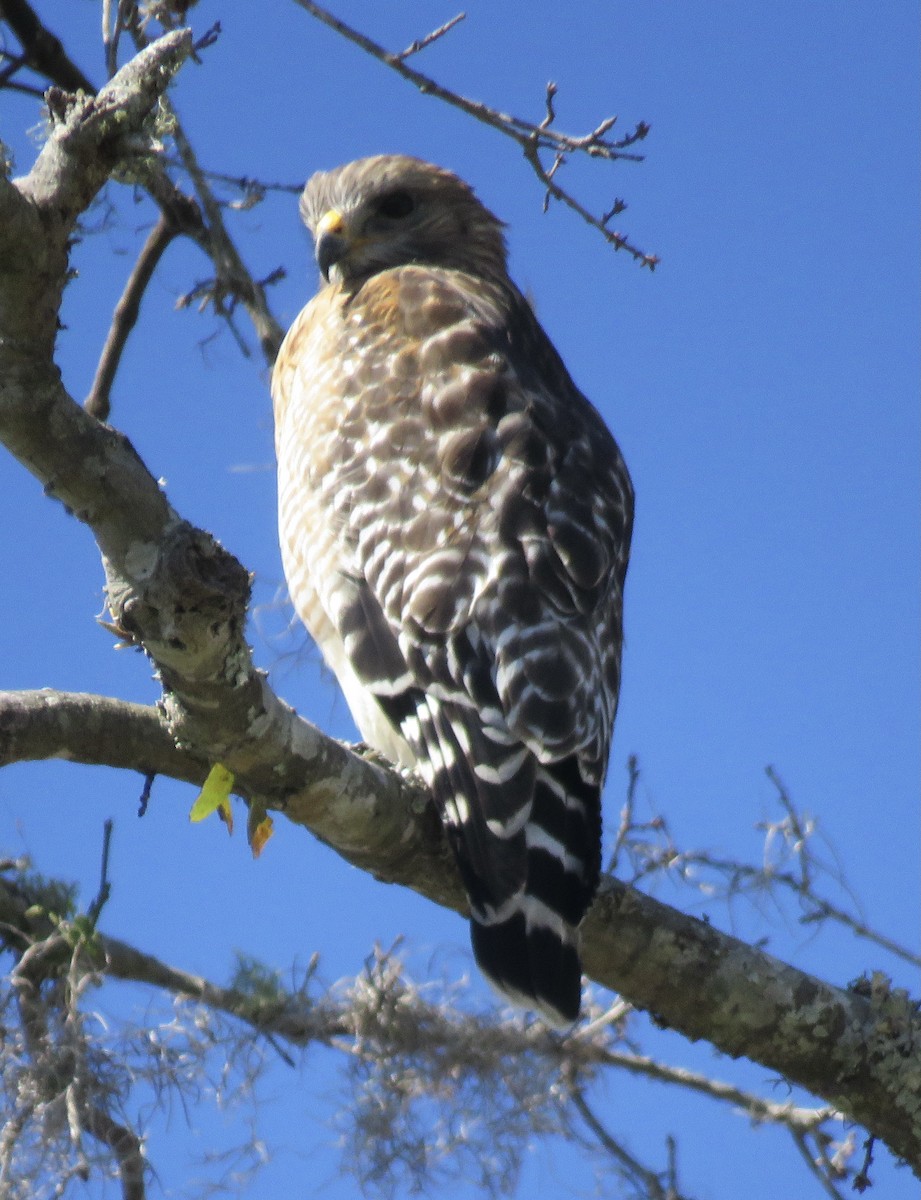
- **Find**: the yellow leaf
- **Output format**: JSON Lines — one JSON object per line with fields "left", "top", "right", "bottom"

{"left": 246, "top": 798, "right": 274, "bottom": 858}
{"left": 249, "top": 813, "right": 274, "bottom": 858}
{"left": 190, "top": 763, "right": 235, "bottom": 835}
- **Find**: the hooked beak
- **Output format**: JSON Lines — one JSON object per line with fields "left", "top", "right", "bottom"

{"left": 315, "top": 208, "right": 351, "bottom": 281}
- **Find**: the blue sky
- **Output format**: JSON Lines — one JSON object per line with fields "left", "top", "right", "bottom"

{"left": 1, "top": 3, "right": 918, "bottom": 1197}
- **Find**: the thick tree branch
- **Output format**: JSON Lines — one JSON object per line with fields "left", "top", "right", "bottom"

{"left": 0, "top": 32, "right": 916, "bottom": 1174}
{"left": 13, "top": 30, "right": 191, "bottom": 218}
{"left": 0, "top": 690, "right": 204, "bottom": 784}
{"left": 1, "top": 695, "right": 918, "bottom": 1172}
{"left": 582, "top": 883, "right": 919, "bottom": 1169}
{"left": 81, "top": 1107, "right": 146, "bottom": 1200}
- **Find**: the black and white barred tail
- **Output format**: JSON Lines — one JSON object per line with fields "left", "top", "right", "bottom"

{"left": 394, "top": 691, "right": 601, "bottom": 1027}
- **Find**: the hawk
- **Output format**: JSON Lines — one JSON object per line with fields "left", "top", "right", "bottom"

{"left": 272, "top": 155, "right": 633, "bottom": 1026}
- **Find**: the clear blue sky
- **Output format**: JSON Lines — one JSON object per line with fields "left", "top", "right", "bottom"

{"left": 1, "top": 3, "right": 918, "bottom": 1197}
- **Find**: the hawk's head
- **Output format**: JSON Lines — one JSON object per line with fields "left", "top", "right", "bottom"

{"left": 299, "top": 155, "right": 508, "bottom": 287}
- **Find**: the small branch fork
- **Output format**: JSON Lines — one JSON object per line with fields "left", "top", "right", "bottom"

{"left": 109, "top": 2, "right": 287, "bottom": 369}
{"left": 294, "top": 1, "right": 659, "bottom": 267}
{"left": 610, "top": 758, "right": 920, "bottom": 970}
{"left": 571, "top": 1090, "right": 688, "bottom": 1200}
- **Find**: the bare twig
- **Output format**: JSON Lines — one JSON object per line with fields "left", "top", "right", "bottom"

{"left": 158, "top": 162, "right": 304, "bottom": 196}
{"left": 695, "top": 847, "right": 917, "bottom": 967}
{"left": 571, "top": 1088, "right": 690, "bottom": 1200}
{"left": 765, "top": 764, "right": 814, "bottom": 891}
{"left": 293, "top": 0, "right": 658, "bottom": 267}
{"left": 85, "top": 211, "right": 178, "bottom": 421}
{"left": 608, "top": 752, "right": 642, "bottom": 872}
{"left": 539, "top": 79, "right": 558, "bottom": 131}
{"left": 0, "top": 0, "right": 95, "bottom": 92}
{"left": 137, "top": 772, "right": 155, "bottom": 817}
{"left": 613, "top": 770, "right": 920, "bottom": 969}
{"left": 101, "top": 0, "right": 133, "bottom": 80}
{"left": 521, "top": 135, "right": 657, "bottom": 266}
{"left": 397, "top": 10, "right": 465, "bottom": 60}
{"left": 571, "top": 1039, "right": 842, "bottom": 1135}
{"left": 101, "top": 0, "right": 116, "bottom": 76}
{"left": 790, "top": 1129, "right": 848, "bottom": 1200}
{"left": 192, "top": 20, "right": 221, "bottom": 55}
{"left": 296, "top": 2, "right": 645, "bottom": 157}
{"left": 85, "top": 820, "right": 114, "bottom": 930}
{"left": 853, "top": 1135, "right": 876, "bottom": 1193}
{"left": 164, "top": 112, "right": 285, "bottom": 361}
{"left": 119, "top": 13, "right": 284, "bottom": 362}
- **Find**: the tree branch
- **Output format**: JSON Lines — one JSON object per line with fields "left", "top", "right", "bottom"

{"left": 292, "top": 1, "right": 658, "bottom": 266}
{"left": 123, "top": 17, "right": 286, "bottom": 365}
{"left": 396, "top": 10, "right": 466, "bottom": 60}
{"left": 581, "top": 883, "right": 920, "bottom": 1169}
{"left": 0, "top": 0, "right": 96, "bottom": 94}
{"left": 0, "top": 870, "right": 850, "bottom": 1189}
{"left": 571, "top": 1089, "right": 684, "bottom": 1200}
{"left": 84, "top": 211, "right": 179, "bottom": 422}
{"left": 0, "top": 690, "right": 205, "bottom": 786}
{"left": 1, "top": 693, "right": 918, "bottom": 1174}
{"left": 573, "top": 1040, "right": 839, "bottom": 1133}
{"left": 81, "top": 1107, "right": 146, "bottom": 1200}
{"left": 13, "top": 29, "right": 191, "bottom": 218}
{"left": 613, "top": 759, "right": 921, "bottom": 970}
{"left": 1, "top": 2, "right": 283, "bottom": 412}
{"left": 164, "top": 107, "right": 286, "bottom": 363}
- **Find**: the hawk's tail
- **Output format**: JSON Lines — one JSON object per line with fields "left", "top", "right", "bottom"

{"left": 406, "top": 695, "right": 600, "bottom": 1028}
{"left": 468, "top": 760, "right": 599, "bottom": 1028}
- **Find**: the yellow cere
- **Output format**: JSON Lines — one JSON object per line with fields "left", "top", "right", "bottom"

{"left": 316, "top": 208, "right": 346, "bottom": 238}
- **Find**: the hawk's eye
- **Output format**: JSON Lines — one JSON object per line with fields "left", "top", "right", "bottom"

{"left": 374, "top": 190, "right": 416, "bottom": 220}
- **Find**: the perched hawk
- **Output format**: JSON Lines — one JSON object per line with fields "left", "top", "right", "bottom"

{"left": 272, "top": 155, "right": 633, "bottom": 1025}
